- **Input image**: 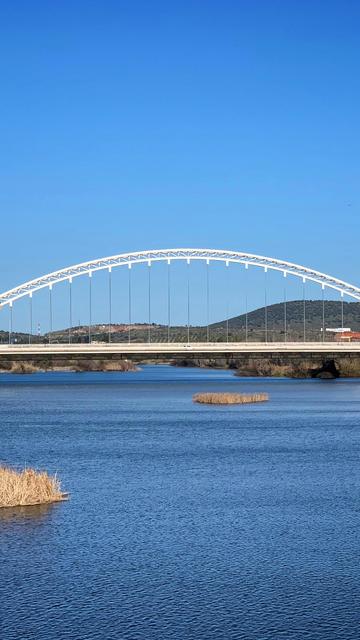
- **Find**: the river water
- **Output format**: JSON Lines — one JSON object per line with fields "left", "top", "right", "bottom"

{"left": 0, "top": 366, "right": 359, "bottom": 640}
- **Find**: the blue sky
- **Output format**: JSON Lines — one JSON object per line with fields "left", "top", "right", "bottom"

{"left": 0, "top": 1, "right": 359, "bottom": 330}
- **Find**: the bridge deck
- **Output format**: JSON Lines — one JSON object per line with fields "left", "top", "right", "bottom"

{"left": 1, "top": 342, "right": 360, "bottom": 355}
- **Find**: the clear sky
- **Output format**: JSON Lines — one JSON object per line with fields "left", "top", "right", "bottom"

{"left": 0, "top": 1, "right": 359, "bottom": 330}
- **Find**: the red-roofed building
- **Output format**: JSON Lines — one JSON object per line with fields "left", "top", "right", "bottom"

{"left": 337, "top": 331, "right": 360, "bottom": 342}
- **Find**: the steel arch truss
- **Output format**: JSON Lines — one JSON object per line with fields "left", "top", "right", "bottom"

{"left": 1, "top": 248, "right": 360, "bottom": 307}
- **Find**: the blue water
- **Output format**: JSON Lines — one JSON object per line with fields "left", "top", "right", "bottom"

{"left": 0, "top": 366, "right": 359, "bottom": 640}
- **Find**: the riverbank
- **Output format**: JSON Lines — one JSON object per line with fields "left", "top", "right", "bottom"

{"left": 172, "top": 354, "right": 360, "bottom": 378}
{"left": 0, "top": 357, "right": 138, "bottom": 374}
{"left": 2, "top": 351, "right": 360, "bottom": 377}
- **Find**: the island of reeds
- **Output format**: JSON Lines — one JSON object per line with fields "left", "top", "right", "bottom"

{"left": 193, "top": 392, "right": 269, "bottom": 405}
{"left": 0, "top": 466, "right": 67, "bottom": 508}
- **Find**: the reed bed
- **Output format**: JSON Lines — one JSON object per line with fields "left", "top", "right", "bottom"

{"left": 0, "top": 466, "right": 67, "bottom": 508}
{"left": 193, "top": 392, "right": 269, "bottom": 405}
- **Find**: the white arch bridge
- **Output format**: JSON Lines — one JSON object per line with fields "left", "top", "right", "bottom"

{"left": 1, "top": 248, "right": 360, "bottom": 355}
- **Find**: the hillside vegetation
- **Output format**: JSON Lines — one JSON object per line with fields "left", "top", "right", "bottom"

{"left": 0, "top": 300, "right": 359, "bottom": 344}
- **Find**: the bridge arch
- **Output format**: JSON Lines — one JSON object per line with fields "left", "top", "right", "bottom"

{"left": 1, "top": 248, "right": 360, "bottom": 307}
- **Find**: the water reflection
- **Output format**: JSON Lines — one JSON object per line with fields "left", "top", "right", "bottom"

{"left": 0, "top": 501, "right": 60, "bottom": 523}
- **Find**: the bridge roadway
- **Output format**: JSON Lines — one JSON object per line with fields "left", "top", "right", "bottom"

{"left": 1, "top": 342, "right": 360, "bottom": 356}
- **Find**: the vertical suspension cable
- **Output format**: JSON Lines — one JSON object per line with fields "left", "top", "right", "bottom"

{"left": 29, "top": 293, "right": 32, "bottom": 344}
{"left": 226, "top": 261, "right": 229, "bottom": 343}
{"left": 283, "top": 271, "right": 287, "bottom": 343}
{"left": 49, "top": 285, "right": 53, "bottom": 343}
{"left": 148, "top": 261, "right": 151, "bottom": 344}
{"left": 322, "top": 284, "right": 325, "bottom": 343}
{"left": 206, "top": 260, "right": 210, "bottom": 342}
{"left": 9, "top": 303, "right": 13, "bottom": 345}
{"left": 69, "top": 278, "right": 72, "bottom": 344}
{"left": 187, "top": 259, "right": 190, "bottom": 344}
{"left": 245, "top": 263, "right": 248, "bottom": 342}
{"left": 128, "top": 264, "right": 132, "bottom": 344}
{"left": 108, "top": 267, "right": 112, "bottom": 344}
{"left": 264, "top": 267, "right": 268, "bottom": 343}
{"left": 167, "top": 260, "right": 171, "bottom": 343}
{"left": 303, "top": 278, "right": 306, "bottom": 343}
{"left": 88, "top": 272, "right": 92, "bottom": 344}
{"left": 341, "top": 292, "right": 344, "bottom": 331}
{"left": 245, "top": 293, "right": 248, "bottom": 342}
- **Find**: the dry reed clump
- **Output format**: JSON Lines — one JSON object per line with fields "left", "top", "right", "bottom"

{"left": 10, "top": 362, "right": 40, "bottom": 374}
{"left": 72, "top": 358, "right": 138, "bottom": 372}
{"left": 0, "top": 466, "right": 67, "bottom": 508}
{"left": 336, "top": 359, "right": 360, "bottom": 377}
{"left": 193, "top": 392, "right": 269, "bottom": 405}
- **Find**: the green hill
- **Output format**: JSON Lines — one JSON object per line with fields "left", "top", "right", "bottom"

{"left": 212, "top": 299, "right": 360, "bottom": 341}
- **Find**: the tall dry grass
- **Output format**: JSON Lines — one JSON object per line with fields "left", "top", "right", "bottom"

{"left": 193, "top": 392, "right": 269, "bottom": 405}
{"left": 10, "top": 362, "right": 40, "bottom": 374}
{"left": 0, "top": 466, "right": 67, "bottom": 508}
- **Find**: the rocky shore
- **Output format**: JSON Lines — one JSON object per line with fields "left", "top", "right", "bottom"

{"left": 171, "top": 354, "right": 360, "bottom": 378}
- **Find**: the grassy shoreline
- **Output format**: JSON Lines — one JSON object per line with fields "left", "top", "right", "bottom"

{"left": 0, "top": 358, "right": 138, "bottom": 374}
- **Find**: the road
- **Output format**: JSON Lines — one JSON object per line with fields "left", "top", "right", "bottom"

{"left": 0, "top": 342, "right": 359, "bottom": 355}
